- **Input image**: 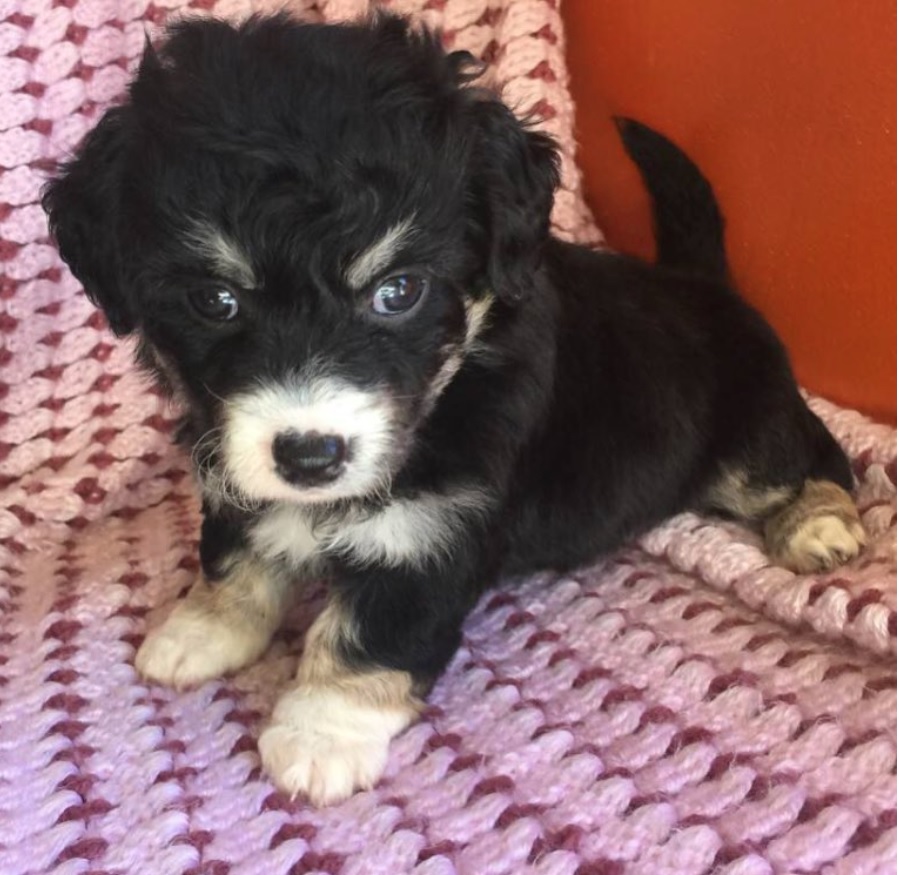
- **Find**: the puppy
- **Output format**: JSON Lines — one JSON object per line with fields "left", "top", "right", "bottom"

{"left": 42, "top": 13, "right": 865, "bottom": 805}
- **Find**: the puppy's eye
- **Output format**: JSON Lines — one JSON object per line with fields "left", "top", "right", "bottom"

{"left": 371, "top": 275, "right": 428, "bottom": 316}
{"left": 189, "top": 288, "right": 240, "bottom": 321}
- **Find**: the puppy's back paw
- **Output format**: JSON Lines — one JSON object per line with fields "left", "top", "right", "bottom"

{"left": 259, "top": 687, "right": 412, "bottom": 806}
{"left": 774, "top": 513, "right": 866, "bottom": 573}
{"left": 765, "top": 480, "right": 866, "bottom": 573}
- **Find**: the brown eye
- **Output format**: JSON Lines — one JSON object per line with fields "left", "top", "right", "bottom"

{"left": 189, "top": 288, "right": 239, "bottom": 321}
{"left": 371, "top": 275, "right": 428, "bottom": 315}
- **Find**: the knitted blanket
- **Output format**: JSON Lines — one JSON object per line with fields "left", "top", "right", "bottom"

{"left": 0, "top": 1, "right": 895, "bottom": 873}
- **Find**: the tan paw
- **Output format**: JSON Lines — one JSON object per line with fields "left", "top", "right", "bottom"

{"left": 774, "top": 513, "right": 867, "bottom": 573}
{"left": 764, "top": 479, "right": 866, "bottom": 574}
{"left": 258, "top": 687, "right": 411, "bottom": 806}
{"left": 135, "top": 604, "right": 270, "bottom": 689}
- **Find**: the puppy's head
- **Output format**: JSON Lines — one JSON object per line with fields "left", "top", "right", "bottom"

{"left": 43, "top": 13, "right": 559, "bottom": 506}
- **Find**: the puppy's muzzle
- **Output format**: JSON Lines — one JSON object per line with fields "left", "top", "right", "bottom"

{"left": 272, "top": 430, "right": 348, "bottom": 486}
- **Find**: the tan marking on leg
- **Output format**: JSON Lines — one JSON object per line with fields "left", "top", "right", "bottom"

{"left": 764, "top": 479, "right": 866, "bottom": 573}
{"left": 135, "top": 557, "right": 291, "bottom": 689}
{"left": 705, "top": 467, "right": 794, "bottom": 521}
{"left": 259, "top": 598, "right": 421, "bottom": 806}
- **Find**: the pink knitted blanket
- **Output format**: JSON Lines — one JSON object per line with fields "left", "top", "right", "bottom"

{"left": 0, "top": 1, "right": 895, "bottom": 873}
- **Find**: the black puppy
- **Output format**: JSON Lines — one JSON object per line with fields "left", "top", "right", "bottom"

{"left": 43, "top": 13, "right": 865, "bottom": 805}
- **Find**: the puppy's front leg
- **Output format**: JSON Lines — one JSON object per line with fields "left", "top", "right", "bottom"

{"left": 258, "top": 597, "right": 422, "bottom": 806}
{"left": 259, "top": 560, "right": 480, "bottom": 806}
{"left": 137, "top": 500, "right": 301, "bottom": 688}
{"left": 136, "top": 556, "right": 290, "bottom": 689}
{"left": 137, "top": 501, "right": 294, "bottom": 688}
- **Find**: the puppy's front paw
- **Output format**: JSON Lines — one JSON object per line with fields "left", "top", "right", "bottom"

{"left": 136, "top": 604, "right": 270, "bottom": 689}
{"left": 258, "top": 687, "right": 412, "bottom": 806}
{"left": 775, "top": 513, "right": 867, "bottom": 573}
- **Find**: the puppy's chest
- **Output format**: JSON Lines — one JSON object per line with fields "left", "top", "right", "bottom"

{"left": 248, "top": 485, "right": 489, "bottom": 572}
{"left": 248, "top": 499, "right": 439, "bottom": 571}
{"left": 250, "top": 505, "right": 329, "bottom": 569}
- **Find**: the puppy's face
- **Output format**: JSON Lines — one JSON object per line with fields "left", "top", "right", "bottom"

{"left": 43, "top": 14, "right": 559, "bottom": 507}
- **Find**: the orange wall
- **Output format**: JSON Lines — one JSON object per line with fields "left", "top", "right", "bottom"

{"left": 562, "top": 0, "right": 896, "bottom": 423}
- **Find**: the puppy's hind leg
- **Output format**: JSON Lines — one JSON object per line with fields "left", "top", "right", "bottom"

{"left": 763, "top": 479, "right": 866, "bottom": 573}
{"left": 704, "top": 417, "right": 865, "bottom": 573}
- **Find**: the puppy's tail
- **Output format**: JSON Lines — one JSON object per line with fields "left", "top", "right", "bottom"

{"left": 615, "top": 117, "right": 728, "bottom": 281}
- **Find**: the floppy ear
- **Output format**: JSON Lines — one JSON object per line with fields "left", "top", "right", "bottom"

{"left": 42, "top": 107, "right": 135, "bottom": 335}
{"left": 469, "top": 100, "right": 560, "bottom": 303}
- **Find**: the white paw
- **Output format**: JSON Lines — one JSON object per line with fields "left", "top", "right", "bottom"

{"left": 780, "top": 513, "right": 867, "bottom": 573}
{"left": 135, "top": 604, "right": 269, "bottom": 689}
{"left": 258, "top": 687, "right": 412, "bottom": 806}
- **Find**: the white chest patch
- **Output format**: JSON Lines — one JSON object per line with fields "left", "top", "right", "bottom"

{"left": 251, "top": 505, "right": 324, "bottom": 569}
{"left": 324, "top": 485, "right": 492, "bottom": 569}
{"left": 250, "top": 485, "right": 492, "bottom": 572}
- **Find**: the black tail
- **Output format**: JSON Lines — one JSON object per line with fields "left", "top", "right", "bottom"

{"left": 615, "top": 117, "right": 728, "bottom": 280}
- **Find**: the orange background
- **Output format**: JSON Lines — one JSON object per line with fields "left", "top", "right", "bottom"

{"left": 561, "top": 0, "right": 896, "bottom": 423}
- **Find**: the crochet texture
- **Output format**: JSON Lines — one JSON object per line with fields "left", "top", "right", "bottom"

{"left": 0, "top": 1, "right": 895, "bottom": 873}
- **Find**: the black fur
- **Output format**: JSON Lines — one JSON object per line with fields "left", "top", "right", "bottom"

{"left": 615, "top": 117, "right": 729, "bottom": 280}
{"left": 43, "top": 13, "right": 852, "bottom": 700}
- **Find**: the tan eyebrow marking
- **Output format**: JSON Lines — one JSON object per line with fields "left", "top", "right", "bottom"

{"left": 344, "top": 218, "right": 416, "bottom": 290}
{"left": 185, "top": 222, "right": 256, "bottom": 288}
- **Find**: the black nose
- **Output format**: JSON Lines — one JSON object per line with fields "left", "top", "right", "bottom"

{"left": 272, "top": 431, "right": 347, "bottom": 486}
